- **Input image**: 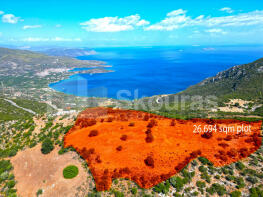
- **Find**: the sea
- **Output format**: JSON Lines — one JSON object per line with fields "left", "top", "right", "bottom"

{"left": 49, "top": 46, "right": 263, "bottom": 100}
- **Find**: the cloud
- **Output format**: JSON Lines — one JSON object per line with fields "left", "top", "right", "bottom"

{"left": 205, "top": 28, "right": 227, "bottom": 34}
{"left": 220, "top": 7, "right": 234, "bottom": 14}
{"left": 21, "top": 37, "right": 82, "bottom": 42}
{"left": 2, "top": 14, "right": 21, "bottom": 24}
{"left": 167, "top": 9, "right": 187, "bottom": 16}
{"left": 80, "top": 14, "right": 150, "bottom": 32}
{"left": 145, "top": 9, "right": 190, "bottom": 31}
{"left": 23, "top": 25, "right": 42, "bottom": 30}
{"left": 145, "top": 10, "right": 263, "bottom": 31}
{"left": 55, "top": 24, "right": 62, "bottom": 28}
{"left": 0, "top": 11, "right": 4, "bottom": 15}
{"left": 51, "top": 37, "right": 82, "bottom": 42}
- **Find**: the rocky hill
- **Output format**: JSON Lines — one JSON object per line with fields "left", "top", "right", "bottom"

{"left": 137, "top": 57, "right": 263, "bottom": 119}
{"left": 179, "top": 58, "right": 263, "bottom": 100}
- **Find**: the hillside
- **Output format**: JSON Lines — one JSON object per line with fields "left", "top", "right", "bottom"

{"left": 138, "top": 57, "right": 263, "bottom": 119}
{"left": 0, "top": 47, "right": 104, "bottom": 76}
{"left": 0, "top": 47, "right": 119, "bottom": 117}
{"left": 178, "top": 58, "right": 263, "bottom": 100}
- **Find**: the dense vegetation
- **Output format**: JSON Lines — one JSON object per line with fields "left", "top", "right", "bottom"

{"left": 0, "top": 98, "right": 33, "bottom": 121}
{"left": 11, "top": 98, "right": 48, "bottom": 115}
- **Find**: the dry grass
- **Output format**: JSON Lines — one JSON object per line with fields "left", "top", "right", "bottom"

{"left": 11, "top": 144, "right": 88, "bottom": 197}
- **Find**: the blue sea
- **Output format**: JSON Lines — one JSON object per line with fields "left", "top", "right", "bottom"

{"left": 49, "top": 46, "right": 263, "bottom": 100}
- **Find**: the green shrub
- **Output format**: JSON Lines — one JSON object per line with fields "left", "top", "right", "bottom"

{"left": 246, "top": 176, "right": 258, "bottom": 184}
{"left": 181, "top": 169, "right": 195, "bottom": 181}
{"left": 235, "top": 162, "right": 245, "bottom": 171}
{"left": 206, "top": 183, "right": 226, "bottom": 196}
{"left": 6, "top": 180, "right": 16, "bottom": 188}
{"left": 131, "top": 187, "right": 137, "bottom": 195}
{"left": 58, "top": 148, "right": 68, "bottom": 155}
{"left": 173, "top": 193, "right": 182, "bottom": 197}
{"left": 63, "top": 165, "right": 79, "bottom": 179}
{"left": 29, "top": 141, "right": 37, "bottom": 148}
{"left": 234, "top": 177, "right": 245, "bottom": 189}
{"left": 230, "top": 190, "right": 241, "bottom": 197}
{"left": 249, "top": 187, "right": 263, "bottom": 197}
{"left": 226, "top": 175, "right": 235, "bottom": 181}
{"left": 199, "top": 166, "right": 207, "bottom": 173}
{"left": 0, "top": 171, "right": 9, "bottom": 181}
{"left": 214, "top": 175, "right": 220, "bottom": 179}
{"left": 113, "top": 179, "right": 119, "bottom": 185}
{"left": 169, "top": 176, "right": 184, "bottom": 192}
{"left": 201, "top": 172, "right": 211, "bottom": 183}
{"left": 8, "top": 149, "right": 17, "bottom": 157}
{"left": 41, "top": 138, "right": 54, "bottom": 154}
{"left": 196, "top": 181, "right": 206, "bottom": 188}
{"left": 153, "top": 180, "right": 170, "bottom": 194}
{"left": 0, "top": 160, "right": 12, "bottom": 174}
{"left": 113, "top": 191, "right": 124, "bottom": 197}
{"left": 8, "top": 173, "right": 15, "bottom": 180}
{"left": 36, "top": 189, "right": 43, "bottom": 196}
{"left": 88, "top": 192, "right": 101, "bottom": 197}
{"left": 198, "top": 157, "right": 212, "bottom": 166}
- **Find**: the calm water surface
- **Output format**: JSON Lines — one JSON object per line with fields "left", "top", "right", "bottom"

{"left": 49, "top": 46, "right": 263, "bottom": 99}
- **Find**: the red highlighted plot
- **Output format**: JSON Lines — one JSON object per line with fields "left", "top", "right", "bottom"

{"left": 64, "top": 107, "right": 262, "bottom": 191}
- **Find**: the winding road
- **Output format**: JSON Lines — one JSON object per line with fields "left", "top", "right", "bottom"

{"left": 4, "top": 98, "right": 36, "bottom": 115}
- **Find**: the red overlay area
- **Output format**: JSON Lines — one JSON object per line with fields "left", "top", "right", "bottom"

{"left": 64, "top": 107, "right": 262, "bottom": 191}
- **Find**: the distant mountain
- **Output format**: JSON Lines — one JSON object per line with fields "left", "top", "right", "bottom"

{"left": 178, "top": 58, "right": 263, "bottom": 100}
{"left": 0, "top": 47, "right": 103, "bottom": 76}
{"left": 40, "top": 48, "right": 96, "bottom": 57}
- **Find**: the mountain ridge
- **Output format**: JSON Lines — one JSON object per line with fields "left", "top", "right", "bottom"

{"left": 176, "top": 57, "right": 263, "bottom": 100}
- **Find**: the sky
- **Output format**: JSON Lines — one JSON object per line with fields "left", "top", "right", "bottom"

{"left": 0, "top": 0, "right": 263, "bottom": 47}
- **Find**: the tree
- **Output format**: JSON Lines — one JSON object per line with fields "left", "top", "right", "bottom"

{"left": 41, "top": 138, "right": 54, "bottom": 154}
